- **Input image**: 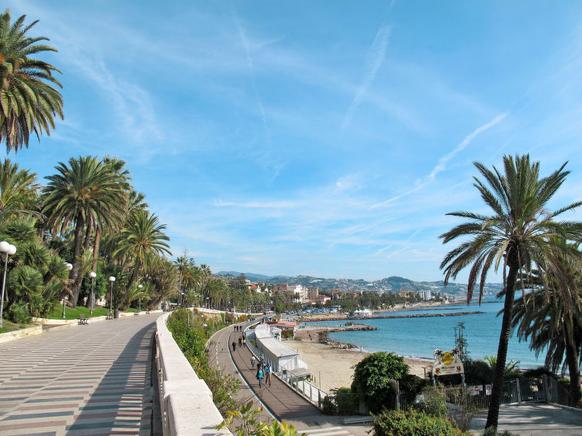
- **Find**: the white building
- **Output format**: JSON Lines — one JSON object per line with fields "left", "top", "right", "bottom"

{"left": 292, "top": 284, "right": 308, "bottom": 304}
{"left": 253, "top": 323, "right": 308, "bottom": 373}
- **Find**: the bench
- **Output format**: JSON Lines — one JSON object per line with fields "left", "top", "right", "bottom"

{"left": 78, "top": 314, "right": 88, "bottom": 325}
{"left": 106, "top": 313, "right": 114, "bottom": 320}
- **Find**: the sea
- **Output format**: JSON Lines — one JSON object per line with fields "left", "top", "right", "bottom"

{"left": 308, "top": 301, "right": 544, "bottom": 368}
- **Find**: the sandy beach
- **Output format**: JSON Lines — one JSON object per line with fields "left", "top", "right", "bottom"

{"left": 286, "top": 339, "right": 433, "bottom": 393}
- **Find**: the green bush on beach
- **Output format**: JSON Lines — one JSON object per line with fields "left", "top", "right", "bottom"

{"left": 373, "top": 409, "right": 464, "bottom": 436}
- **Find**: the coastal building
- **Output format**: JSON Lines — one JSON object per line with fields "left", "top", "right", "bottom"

{"left": 292, "top": 284, "right": 308, "bottom": 304}
{"left": 419, "top": 290, "right": 433, "bottom": 300}
{"left": 398, "top": 290, "right": 416, "bottom": 299}
{"left": 252, "top": 323, "right": 309, "bottom": 374}
{"left": 307, "top": 287, "right": 319, "bottom": 300}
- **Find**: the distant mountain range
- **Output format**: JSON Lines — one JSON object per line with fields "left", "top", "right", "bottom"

{"left": 216, "top": 271, "right": 503, "bottom": 296}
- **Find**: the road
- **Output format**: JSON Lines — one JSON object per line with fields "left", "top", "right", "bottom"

{"left": 0, "top": 314, "right": 159, "bottom": 435}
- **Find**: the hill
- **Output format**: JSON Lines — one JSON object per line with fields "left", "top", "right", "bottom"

{"left": 216, "top": 271, "right": 503, "bottom": 297}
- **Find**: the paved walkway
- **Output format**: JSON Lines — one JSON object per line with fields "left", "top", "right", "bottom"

{"left": 208, "top": 323, "right": 369, "bottom": 436}
{"left": 470, "top": 403, "right": 582, "bottom": 435}
{"left": 0, "top": 314, "right": 159, "bottom": 435}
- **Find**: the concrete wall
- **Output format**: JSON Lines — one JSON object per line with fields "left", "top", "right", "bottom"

{"left": 155, "top": 313, "right": 230, "bottom": 436}
{"left": 0, "top": 324, "right": 43, "bottom": 344}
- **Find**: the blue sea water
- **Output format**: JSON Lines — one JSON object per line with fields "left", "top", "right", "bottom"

{"left": 309, "top": 302, "right": 544, "bottom": 367}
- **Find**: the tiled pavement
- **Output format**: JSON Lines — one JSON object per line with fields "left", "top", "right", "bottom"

{"left": 0, "top": 314, "right": 160, "bottom": 436}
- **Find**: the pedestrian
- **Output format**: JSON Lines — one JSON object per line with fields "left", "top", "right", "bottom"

{"left": 242, "top": 336, "right": 246, "bottom": 346}
{"left": 251, "top": 355, "right": 256, "bottom": 368}
{"left": 232, "top": 341, "right": 236, "bottom": 352}
{"left": 257, "top": 366, "right": 264, "bottom": 388}
{"left": 265, "top": 363, "right": 272, "bottom": 386}
{"left": 238, "top": 337, "right": 242, "bottom": 346}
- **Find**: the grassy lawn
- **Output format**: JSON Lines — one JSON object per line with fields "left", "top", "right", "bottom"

{"left": 46, "top": 305, "right": 110, "bottom": 320}
{"left": 0, "top": 319, "right": 32, "bottom": 334}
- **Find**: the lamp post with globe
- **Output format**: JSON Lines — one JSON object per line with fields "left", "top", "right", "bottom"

{"left": 89, "top": 271, "right": 97, "bottom": 315}
{"left": 108, "top": 276, "right": 116, "bottom": 319}
{"left": 0, "top": 241, "right": 16, "bottom": 329}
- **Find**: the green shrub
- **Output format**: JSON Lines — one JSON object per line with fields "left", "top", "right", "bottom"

{"left": 8, "top": 301, "right": 31, "bottom": 324}
{"left": 336, "top": 387, "right": 359, "bottom": 415}
{"left": 463, "top": 359, "right": 493, "bottom": 385}
{"left": 400, "top": 373, "right": 427, "bottom": 404}
{"left": 321, "top": 395, "right": 336, "bottom": 415}
{"left": 416, "top": 386, "right": 448, "bottom": 418}
{"left": 167, "top": 308, "right": 239, "bottom": 413}
{"left": 373, "top": 409, "right": 462, "bottom": 436}
{"left": 351, "top": 352, "right": 409, "bottom": 413}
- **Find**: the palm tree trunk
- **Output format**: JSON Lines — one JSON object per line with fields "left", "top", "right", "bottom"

{"left": 124, "top": 260, "right": 141, "bottom": 309}
{"left": 485, "top": 257, "right": 519, "bottom": 429}
{"left": 91, "top": 230, "right": 101, "bottom": 272}
{"left": 565, "top": 320, "right": 581, "bottom": 406}
{"left": 70, "top": 213, "right": 85, "bottom": 307}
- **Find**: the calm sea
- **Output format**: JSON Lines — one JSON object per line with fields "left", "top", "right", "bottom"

{"left": 310, "top": 302, "right": 544, "bottom": 367}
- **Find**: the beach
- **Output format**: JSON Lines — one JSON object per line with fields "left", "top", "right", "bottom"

{"left": 286, "top": 339, "right": 432, "bottom": 393}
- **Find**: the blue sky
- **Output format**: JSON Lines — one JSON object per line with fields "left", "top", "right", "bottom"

{"left": 4, "top": 1, "right": 582, "bottom": 281}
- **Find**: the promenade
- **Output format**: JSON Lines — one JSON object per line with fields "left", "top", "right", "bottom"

{"left": 0, "top": 314, "right": 159, "bottom": 435}
{"left": 208, "top": 323, "right": 369, "bottom": 436}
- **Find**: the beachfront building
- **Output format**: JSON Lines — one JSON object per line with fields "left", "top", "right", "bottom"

{"left": 292, "top": 284, "right": 308, "bottom": 304}
{"left": 419, "top": 290, "right": 433, "bottom": 300}
{"left": 252, "top": 323, "right": 309, "bottom": 374}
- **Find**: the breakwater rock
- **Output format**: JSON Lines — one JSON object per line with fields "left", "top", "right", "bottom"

{"left": 302, "top": 310, "right": 483, "bottom": 323}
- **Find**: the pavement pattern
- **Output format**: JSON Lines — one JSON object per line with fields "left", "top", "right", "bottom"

{"left": 0, "top": 314, "right": 159, "bottom": 436}
{"left": 470, "top": 403, "right": 582, "bottom": 435}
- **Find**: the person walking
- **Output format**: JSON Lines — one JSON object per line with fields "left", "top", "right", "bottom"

{"left": 265, "top": 363, "right": 272, "bottom": 387}
{"left": 257, "top": 366, "right": 264, "bottom": 388}
{"left": 232, "top": 341, "right": 236, "bottom": 352}
{"left": 238, "top": 337, "right": 242, "bottom": 346}
{"left": 251, "top": 355, "right": 256, "bottom": 369}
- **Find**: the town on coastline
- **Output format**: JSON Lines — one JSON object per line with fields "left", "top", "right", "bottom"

{"left": 2, "top": 3, "right": 582, "bottom": 436}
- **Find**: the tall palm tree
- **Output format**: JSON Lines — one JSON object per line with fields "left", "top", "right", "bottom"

{"left": 440, "top": 155, "right": 582, "bottom": 429}
{"left": 0, "top": 10, "right": 63, "bottom": 152}
{"left": 114, "top": 210, "right": 170, "bottom": 305}
{"left": 42, "top": 156, "right": 126, "bottom": 306}
{"left": 0, "top": 158, "right": 39, "bottom": 219}
{"left": 143, "top": 255, "right": 178, "bottom": 309}
{"left": 512, "top": 257, "right": 582, "bottom": 406}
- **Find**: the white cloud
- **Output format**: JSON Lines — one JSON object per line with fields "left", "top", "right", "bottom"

{"left": 342, "top": 25, "right": 391, "bottom": 130}
{"left": 371, "top": 112, "right": 508, "bottom": 209}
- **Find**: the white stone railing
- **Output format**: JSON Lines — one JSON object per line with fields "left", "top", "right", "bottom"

{"left": 155, "top": 313, "right": 231, "bottom": 435}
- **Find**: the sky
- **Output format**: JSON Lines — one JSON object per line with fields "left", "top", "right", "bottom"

{"left": 4, "top": 0, "right": 582, "bottom": 281}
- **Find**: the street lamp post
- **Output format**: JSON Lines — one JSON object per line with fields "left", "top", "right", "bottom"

{"left": 63, "top": 263, "right": 73, "bottom": 319}
{"left": 0, "top": 241, "right": 16, "bottom": 329}
{"left": 108, "top": 276, "right": 116, "bottom": 319}
{"left": 89, "top": 271, "right": 97, "bottom": 315}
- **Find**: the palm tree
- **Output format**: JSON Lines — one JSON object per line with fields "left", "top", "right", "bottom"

{"left": 0, "top": 158, "right": 39, "bottom": 219}
{"left": 142, "top": 255, "right": 178, "bottom": 309}
{"left": 512, "top": 257, "right": 582, "bottom": 406}
{"left": 114, "top": 210, "right": 170, "bottom": 306}
{"left": 440, "top": 154, "right": 582, "bottom": 429}
{"left": 42, "top": 156, "right": 126, "bottom": 306}
{"left": 0, "top": 10, "right": 63, "bottom": 152}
